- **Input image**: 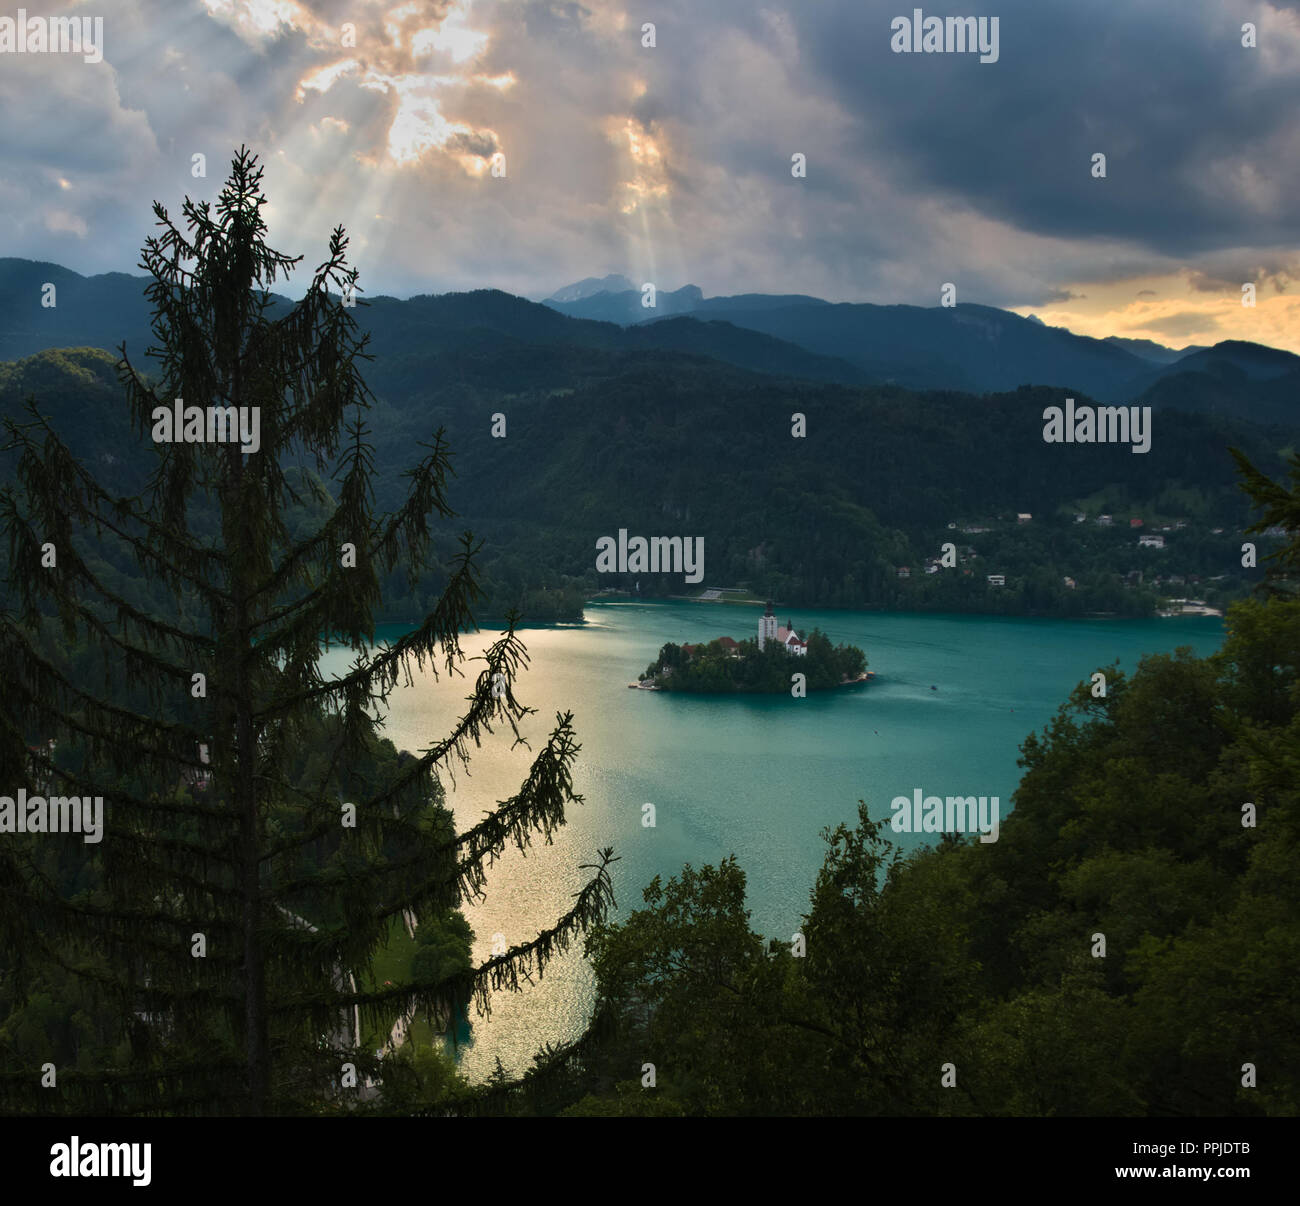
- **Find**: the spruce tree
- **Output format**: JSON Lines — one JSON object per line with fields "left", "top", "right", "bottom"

{"left": 1232, "top": 447, "right": 1300, "bottom": 599}
{"left": 0, "top": 148, "right": 615, "bottom": 1116}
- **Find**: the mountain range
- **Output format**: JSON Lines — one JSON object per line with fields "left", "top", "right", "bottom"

{"left": 2, "top": 258, "right": 1298, "bottom": 425}
{"left": 1, "top": 255, "right": 1296, "bottom": 624}
{"left": 539, "top": 275, "right": 1300, "bottom": 419}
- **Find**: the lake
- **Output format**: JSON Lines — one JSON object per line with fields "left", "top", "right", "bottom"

{"left": 321, "top": 600, "right": 1225, "bottom": 1080}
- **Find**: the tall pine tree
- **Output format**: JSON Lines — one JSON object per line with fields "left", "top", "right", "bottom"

{"left": 0, "top": 148, "right": 615, "bottom": 1116}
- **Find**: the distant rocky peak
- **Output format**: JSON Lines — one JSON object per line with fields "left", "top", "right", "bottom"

{"left": 546, "top": 273, "right": 636, "bottom": 303}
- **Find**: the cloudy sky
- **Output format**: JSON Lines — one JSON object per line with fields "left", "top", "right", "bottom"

{"left": 3, "top": 0, "right": 1300, "bottom": 350}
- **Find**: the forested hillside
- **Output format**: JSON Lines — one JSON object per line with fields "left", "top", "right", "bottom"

{"left": 2, "top": 341, "right": 1292, "bottom": 623}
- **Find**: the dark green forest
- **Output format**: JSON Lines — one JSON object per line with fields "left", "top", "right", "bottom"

{"left": 3, "top": 334, "right": 1294, "bottom": 625}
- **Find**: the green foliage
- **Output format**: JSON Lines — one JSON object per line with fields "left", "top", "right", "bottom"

{"left": 366, "top": 1040, "right": 473, "bottom": 1114}
{"left": 644, "top": 630, "right": 865, "bottom": 693}
{"left": 410, "top": 909, "right": 474, "bottom": 987}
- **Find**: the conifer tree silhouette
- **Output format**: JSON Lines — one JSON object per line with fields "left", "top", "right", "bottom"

{"left": 0, "top": 148, "right": 615, "bottom": 1116}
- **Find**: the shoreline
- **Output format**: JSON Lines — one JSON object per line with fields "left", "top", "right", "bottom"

{"left": 366, "top": 600, "right": 1229, "bottom": 640}
{"left": 629, "top": 673, "right": 874, "bottom": 696}
{"left": 588, "top": 595, "right": 1228, "bottom": 625}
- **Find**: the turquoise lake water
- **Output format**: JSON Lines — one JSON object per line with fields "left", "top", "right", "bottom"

{"left": 321, "top": 600, "right": 1225, "bottom": 1080}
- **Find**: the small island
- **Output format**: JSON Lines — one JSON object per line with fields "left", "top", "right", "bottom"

{"left": 635, "top": 602, "right": 872, "bottom": 693}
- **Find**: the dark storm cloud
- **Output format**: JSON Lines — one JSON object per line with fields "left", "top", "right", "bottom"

{"left": 762, "top": 0, "right": 1300, "bottom": 258}
{"left": 624, "top": 0, "right": 1294, "bottom": 261}
{"left": 603, "top": 0, "right": 1300, "bottom": 306}
{"left": 1, "top": 0, "right": 1296, "bottom": 316}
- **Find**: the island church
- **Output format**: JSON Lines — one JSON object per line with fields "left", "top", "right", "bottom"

{"left": 757, "top": 601, "right": 807, "bottom": 655}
